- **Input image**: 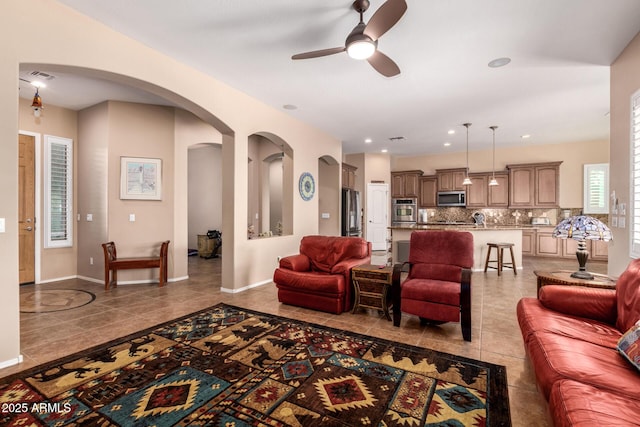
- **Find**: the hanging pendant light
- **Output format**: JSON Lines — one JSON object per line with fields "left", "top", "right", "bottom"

{"left": 462, "top": 123, "right": 472, "bottom": 185}
{"left": 489, "top": 125, "right": 499, "bottom": 186}
{"left": 31, "top": 88, "right": 43, "bottom": 117}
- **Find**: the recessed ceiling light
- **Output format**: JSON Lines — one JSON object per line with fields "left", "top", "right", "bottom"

{"left": 521, "top": 134, "right": 531, "bottom": 139}
{"left": 444, "top": 142, "right": 451, "bottom": 147}
{"left": 488, "top": 57, "right": 511, "bottom": 68}
{"left": 364, "top": 138, "right": 372, "bottom": 143}
{"left": 381, "top": 149, "right": 388, "bottom": 153}
{"left": 447, "top": 130, "right": 455, "bottom": 135}
{"left": 282, "top": 104, "right": 297, "bottom": 110}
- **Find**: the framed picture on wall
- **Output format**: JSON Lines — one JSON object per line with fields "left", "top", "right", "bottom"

{"left": 120, "top": 157, "right": 162, "bottom": 200}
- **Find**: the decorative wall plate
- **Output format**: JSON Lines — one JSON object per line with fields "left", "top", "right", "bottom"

{"left": 299, "top": 172, "right": 315, "bottom": 201}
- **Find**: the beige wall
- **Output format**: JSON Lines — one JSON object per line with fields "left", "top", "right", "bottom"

{"left": 18, "top": 98, "right": 79, "bottom": 282}
{"left": 392, "top": 139, "right": 609, "bottom": 208}
{"left": 188, "top": 145, "right": 222, "bottom": 249}
{"left": 0, "top": 1, "right": 342, "bottom": 367}
{"left": 610, "top": 31, "right": 640, "bottom": 276}
{"left": 318, "top": 157, "right": 340, "bottom": 236}
{"left": 77, "top": 102, "right": 109, "bottom": 280}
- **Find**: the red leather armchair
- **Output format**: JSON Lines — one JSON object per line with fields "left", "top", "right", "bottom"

{"left": 392, "top": 230, "right": 474, "bottom": 341}
{"left": 273, "top": 235, "right": 372, "bottom": 314}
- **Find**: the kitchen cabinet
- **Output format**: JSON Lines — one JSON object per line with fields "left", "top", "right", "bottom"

{"left": 391, "top": 170, "right": 423, "bottom": 198}
{"left": 465, "top": 173, "right": 487, "bottom": 208}
{"left": 464, "top": 171, "right": 509, "bottom": 208}
{"left": 488, "top": 172, "right": 509, "bottom": 207}
{"left": 342, "top": 163, "right": 357, "bottom": 189}
{"left": 507, "top": 162, "right": 561, "bottom": 208}
{"left": 436, "top": 168, "right": 467, "bottom": 192}
{"left": 522, "top": 229, "right": 535, "bottom": 256}
{"left": 419, "top": 175, "right": 438, "bottom": 207}
{"left": 536, "top": 228, "right": 561, "bottom": 257}
{"left": 562, "top": 238, "right": 609, "bottom": 261}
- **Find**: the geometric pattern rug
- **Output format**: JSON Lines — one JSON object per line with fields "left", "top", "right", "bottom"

{"left": 0, "top": 303, "right": 511, "bottom": 426}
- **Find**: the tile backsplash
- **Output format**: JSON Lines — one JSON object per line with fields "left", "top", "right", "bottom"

{"left": 421, "top": 207, "right": 609, "bottom": 226}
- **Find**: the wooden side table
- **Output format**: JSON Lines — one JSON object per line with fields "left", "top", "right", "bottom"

{"left": 534, "top": 270, "right": 616, "bottom": 297}
{"left": 351, "top": 264, "right": 393, "bottom": 320}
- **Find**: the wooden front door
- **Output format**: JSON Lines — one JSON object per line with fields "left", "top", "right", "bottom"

{"left": 19, "top": 133, "right": 36, "bottom": 284}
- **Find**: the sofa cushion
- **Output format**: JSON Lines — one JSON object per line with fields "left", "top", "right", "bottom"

{"left": 517, "top": 298, "right": 621, "bottom": 348}
{"left": 525, "top": 329, "right": 640, "bottom": 400}
{"left": 273, "top": 268, "right": 345, "bottom": 296}
{"left": 538, "top": 285, "right": 617, "bottom": 325}
{"left": 300, "top": 235, "right": 369, "bottom": 273}
{"left": 402, "top": 278, "right": 460, "bottom": 306}
{"left": 616, "top": 258, "right": 640, "bottom": 332}
{"left": 617, "top": 321, "right": 640, "bottom": 371}
{"left": 549, "top": 379, "right": 640, "bottom": 427}
{"left": 409, "top": 264, "right": 462, "bottom": 283}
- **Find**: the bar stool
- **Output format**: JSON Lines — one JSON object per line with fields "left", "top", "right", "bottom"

{"left": 484, "top": 242, "right": 517, "bottom": 276}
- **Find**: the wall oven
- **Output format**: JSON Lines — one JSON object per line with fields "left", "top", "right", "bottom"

{"left": 392, "top": 198, "right": 417, "bottom": 224}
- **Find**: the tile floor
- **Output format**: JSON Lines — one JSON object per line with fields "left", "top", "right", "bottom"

{"left": 2, "top": 254, "right": 609, "bottom": 427}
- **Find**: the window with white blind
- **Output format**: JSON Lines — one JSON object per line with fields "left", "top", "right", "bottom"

{"left": 583, "top": 163, "right": 609, "bottom": 214}
{"left": 631, "top": 90, "right": 640, "bottom": 258}
{"left": 45, "top": 135, "right": 73, "bottom": 248}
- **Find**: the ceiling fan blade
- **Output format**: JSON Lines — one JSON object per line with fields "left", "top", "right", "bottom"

{"left": 363, "top": 0, "right": 407, "bottom": 41}
{"left": 367, "top": 50, "right": 400, "bottom": 77}
{"left": 292, "top": 47, "right": 346, "bottom": 60}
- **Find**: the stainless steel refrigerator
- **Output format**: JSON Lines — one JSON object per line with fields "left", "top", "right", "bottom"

{"left": 341, "top": 188, "right": 362, "bottom": 237}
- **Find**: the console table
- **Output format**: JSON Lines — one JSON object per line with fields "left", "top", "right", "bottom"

{"left": 534, "top": 270, "right": 616, "bottom": 297}
{"left": 351, "top": 264, "right": 393, "bottom": 320}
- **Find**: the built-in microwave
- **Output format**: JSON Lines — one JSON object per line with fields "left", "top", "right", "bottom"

{"left": 437, "top": 191, "right": 466, "bottom": 207}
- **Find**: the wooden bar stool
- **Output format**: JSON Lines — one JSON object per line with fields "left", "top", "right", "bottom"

{"left": 484, "top": 242, "right": 517, "bottom": 276}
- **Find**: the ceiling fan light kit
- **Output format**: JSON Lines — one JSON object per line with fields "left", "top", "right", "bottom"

{"left": 291, "top": 0, "right": 407, "bottom": 77}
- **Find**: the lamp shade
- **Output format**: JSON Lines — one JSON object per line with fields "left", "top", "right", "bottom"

{"left": 552, "top": 215, "right": 612, "bottom": 241}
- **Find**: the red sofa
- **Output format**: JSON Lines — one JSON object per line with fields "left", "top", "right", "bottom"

{"left": 517, "top": 258, "right": 640, "bottom": 426}
{"left": 273, "top": 235, "right": 372, "bottom": 314}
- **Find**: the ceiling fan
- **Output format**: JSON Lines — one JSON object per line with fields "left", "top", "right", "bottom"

{"left": 292, "top": 0, "right": 407, "bottom": 77}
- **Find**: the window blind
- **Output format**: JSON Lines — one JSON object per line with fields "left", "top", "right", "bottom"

{"left": 583, "top": 163, "right": 609, "bottom": 214}
{"left": 45, "top": 135, "right": 73, "bottom": 248}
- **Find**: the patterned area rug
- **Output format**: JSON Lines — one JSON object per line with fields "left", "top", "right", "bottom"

{"left": 0, "top": 304, "right": 511, "bottom": 426}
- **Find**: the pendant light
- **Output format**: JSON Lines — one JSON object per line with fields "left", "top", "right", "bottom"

{"left": 462, "top": 123, "right": 472, "bottom": 185}
{"left": 489, "top": 125, "right": 499, "bottom": 186}
{"left": 31, "top": 88, "right": 43, "bottom": 118}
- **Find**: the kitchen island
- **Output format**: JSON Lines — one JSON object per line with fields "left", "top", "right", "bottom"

{"left": 389, "top": 224, "right": 527, "bottom": 272}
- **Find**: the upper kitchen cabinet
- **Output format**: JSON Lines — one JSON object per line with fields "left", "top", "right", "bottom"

{"left": 507, "top": 162, "right": 562, "bottom": 208}
{"left": 419, "top": 175, "right": 438, "bottom": 207}
{"left": 465, "top": 173, "right": 488, "bottom": 208}
{"left": 391, "top": 170, "right": 423, "bottom": 198}
{"left": 436, "top": 168, "right": 467, "bottom": 192}
{"left": 488, "top": 171, "right": 509, "bottom": 207}
{"left": 342, "top": 163, "right": 357, "bottom": 189}
{"left": 465, "top": 171, "right": 509, "bottom": 208}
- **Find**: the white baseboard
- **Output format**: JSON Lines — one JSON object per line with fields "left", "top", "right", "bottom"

{"left": 221, "top": 279, "right": 272, "bottom": 294}
{"left": 0, "top": 354, "right": 24, "bottom": 370}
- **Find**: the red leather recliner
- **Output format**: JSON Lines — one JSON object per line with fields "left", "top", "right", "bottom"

{"left": 273, "top": 235, "right": 372, "bottom": 314}
{"left": 392, "top": 230, "right": 474, "bottom": 341}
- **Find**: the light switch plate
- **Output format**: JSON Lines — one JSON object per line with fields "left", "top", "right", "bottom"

{"left": 129, "top": 214, "right": 136, "bottom": 222}
{"left": 0, "top": 218, "right": 5, "bottom": 233}
{"left": 321, "top": 213, "right": 330, "bottom": 219}
{"left": 86, "top": 214, "right": 93, "bottom": 222}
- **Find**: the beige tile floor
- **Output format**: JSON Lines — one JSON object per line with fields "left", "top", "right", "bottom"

{"left": 2, "top": 254, "right": 609, "bottom": 427}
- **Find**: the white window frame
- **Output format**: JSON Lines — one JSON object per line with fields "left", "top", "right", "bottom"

{"left": 44, "top": 135, "right": 73, "bottom": 248}
{"left": 631, "top": 89, "right": 640, "bottom": 258}
{"left": 583, "top": 163, "right": 609, "bottom": 214}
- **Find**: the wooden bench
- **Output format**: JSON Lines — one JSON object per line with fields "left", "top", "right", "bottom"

{"left": 101, "top": 241, "right": 170, "bottom": 290}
